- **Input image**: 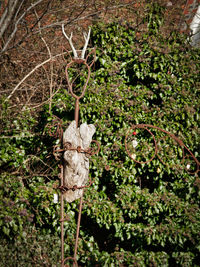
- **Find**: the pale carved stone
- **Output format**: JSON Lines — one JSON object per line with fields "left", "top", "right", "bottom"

{"left": 63, "top": 121, "right": 95, "bottom": 202}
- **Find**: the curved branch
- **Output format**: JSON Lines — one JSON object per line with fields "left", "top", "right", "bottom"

{"left": 6, "top": 52, "right": 67, "bottom": 100}
{"left": 62, "top": 24, "right": 78, "bottom": 59}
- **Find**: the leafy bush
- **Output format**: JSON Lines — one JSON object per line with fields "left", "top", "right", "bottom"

{"left": 1, "top": 3, "right": 200, "bottom": 265}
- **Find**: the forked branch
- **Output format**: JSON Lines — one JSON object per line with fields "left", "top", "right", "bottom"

{"left": 62, "top": 24, "right": 91, "bottom": 60}
{"left": 81, "top": 28, "right": 91, "bottom": 59}
{"left": 62, "top": 24, "right": 78, "bottom": 58}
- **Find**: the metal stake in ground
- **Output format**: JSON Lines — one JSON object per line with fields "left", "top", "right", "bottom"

{"left": 61, "top": 25, "right": 94, "bottom": 267}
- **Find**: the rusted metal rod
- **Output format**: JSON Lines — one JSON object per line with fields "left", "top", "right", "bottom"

{"left": 75, "top": 99, "right": 79, "bottom": 128}
{"left": 73, "top": 192, "right": 84, "bottom": 267}
{"left": 60, "top": 166, "right": 64, "bottom": 267}
{"left": 61, "top": 58, "right": 91, "bottom": 267}
{"left": 73, "top": 93, "right": 81, "bottom": 267}
{"left": 59, "top": 26, "right": 95, "bottom": 264}
{"left": 125, "top": 124, "right": 200, "bottom": 174}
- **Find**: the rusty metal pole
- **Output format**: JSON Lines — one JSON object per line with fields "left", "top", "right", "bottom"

{"left": 75, "top": 100, "right": 79, "bottom": 128}
{"left": 61, "top": 49, "right": 95, "bottom": 266}
{"left": 73, "top": 95, "right": 82, "bottom": 267}
{"left": 65, "top": 60, "right": 87, "bottom": 267}
{"left": 58, "top": 25, "right": 96, "bottom": 266}
{"left": 73, "top": 193, "right": 84, "bottom": 267}
{"left": 46, "top": 117, "right": 65, "bottom": 267}
{"left": 60, "top": 166, "right": 64, "bottom": 267}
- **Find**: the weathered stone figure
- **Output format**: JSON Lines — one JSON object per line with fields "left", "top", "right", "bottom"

{"left": 63, "top": 121, "right": 95, "bottom": 202}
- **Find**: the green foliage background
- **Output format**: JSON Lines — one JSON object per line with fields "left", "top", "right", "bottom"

{"left": 0, "top": 3, "right": 200, "bottom": 266}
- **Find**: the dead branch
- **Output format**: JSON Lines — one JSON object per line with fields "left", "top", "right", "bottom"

{"left": 33, "top": 1, "right": 137, "bottom": 33}
{"left": 62, "top": 25, "right": 78, "bottom": 58}
{"left": 81, "top": 28, "right": 91, "bottom": 59}
{"left": 0, "top": 0, "right": 44, "bottom": 53}
{"left": 6, "top": 52, "right": 66, "bottom": 100}
{"left": 35, "top": 9, "right": 53, "bottom": 112}
{"left": 0, "top": 0, "right": 20, "bottom": 38}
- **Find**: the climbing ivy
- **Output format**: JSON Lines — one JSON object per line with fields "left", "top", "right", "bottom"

{"left": 0, "top": 3, "right": 200, "bottom": 266}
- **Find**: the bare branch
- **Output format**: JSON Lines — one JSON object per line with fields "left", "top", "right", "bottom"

{"left": 6, "top": 52, "right": 67, "bottom": 100}
{"left": 2, "top": 0, "right": 51, "bottom": 53}
{"left": 34, "top": 9, "right": 51, "bottom": 57}
{"left": 62, "top": 24, "right": 78, "bottom": 59}
{"left": 34, "top": 8, "right": 53, "bottom": 113}
{"left": 33, "top": 1, "right": 136, "bottom": 33}
{"left": 13, "top": 0, "right": 25, "bottom": 22}
{"left": 1, "top": 0, "right": 44, "bottom": 53}
{"left": 81, "top": 28, "right": 91, "bottom": 59}
{"left": 0, "top": 0, "right": 20, "bottom": 38}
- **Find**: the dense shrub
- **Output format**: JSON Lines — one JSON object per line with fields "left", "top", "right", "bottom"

{"left": 0, "top": 3, "right": 200, "bottom": 266}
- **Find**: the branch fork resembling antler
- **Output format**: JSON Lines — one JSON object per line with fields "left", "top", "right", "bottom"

{"left": 62, "top": 24, "right": 91, "bottom": 60}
